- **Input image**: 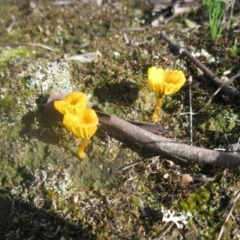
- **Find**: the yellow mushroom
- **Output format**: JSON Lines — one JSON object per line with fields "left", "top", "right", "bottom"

{"left": 147, "top": 67, "right": 186, "bottom": 122}
{"left": 54, "top": 92, "right": 87, "bottom": 115}
{"left": 63, "top": 108, "right": 99, "bottom": 159}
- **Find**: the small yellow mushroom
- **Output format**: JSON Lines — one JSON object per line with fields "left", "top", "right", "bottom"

{"left": 63, "top": 108, "right": 99, "bottom": 159}
{"left": 53, "top": 91, "right": 99, "bottom": 159}
{"left": 54, "top": 92, "right": 87, "bottom": 115}
{"left": 147, "top": 67, "right": 186, "bottom": 122}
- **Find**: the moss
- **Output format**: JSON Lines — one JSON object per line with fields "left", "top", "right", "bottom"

{"left": 0, "top": 96, "right": 16, "bottom": 119}
{"left": 179, "top": 188, "right": 212, "bottom": 212}
{"left": 199, "top": 108, "right": 236, "bottom": 133}
{"left": 0, "top": 47, "right": 35, "bottom": 66}
{"left": 131, "top": 195, "right": 140, "bottom": 206}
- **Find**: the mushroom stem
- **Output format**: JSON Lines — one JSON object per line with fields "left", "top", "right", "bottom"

{"left": 78, "top": 139, "right": 90, "bottom": 159}
{"left": 152, "top": 97, "right": 163, "bottom": 122}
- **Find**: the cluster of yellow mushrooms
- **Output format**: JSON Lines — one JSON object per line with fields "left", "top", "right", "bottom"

{"left": 54, "top": 92, "right": 98, "bottom": 159}
{"left": 53, "top": 67, "right": 185, "bottom": 159}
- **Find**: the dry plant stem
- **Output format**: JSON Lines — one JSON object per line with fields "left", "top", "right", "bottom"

{"left": 217, "top": 188, "right": 240, "bottom": 240}
{"left": 157, "top": 222, "right": 174, "bottom": 240}
{"left": 160, "top": 31, "right": 240, "bottom": 98}
{"left": 189, "top": 76, "right": 193, "bottom": 145}
{"left": 0, "top": 42, "right": 58, "bottom": 51}
{"left": 109, "top": 115, "right": 240, "bottom": 169}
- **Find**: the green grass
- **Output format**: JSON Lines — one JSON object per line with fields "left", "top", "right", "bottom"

{"left": 203, "top": 0, "right": 227, "bottom": 40}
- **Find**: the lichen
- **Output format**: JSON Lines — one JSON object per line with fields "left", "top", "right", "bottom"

{"left": 23, "top": 61, "right": 74, "bottom": 94}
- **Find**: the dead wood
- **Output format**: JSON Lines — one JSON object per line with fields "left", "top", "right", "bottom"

{"left": 43, "top": 99, "right": 167, "bottom": 135}
{"left": 160, "top": 31, "right": 240, "bottom": 98}
{"left": 109, "top": 115, "right": 240, "bottom": 169}
{"left": 0, "top": 42, "right": 58, "bottom": 51}
{"left": 96, "top": 110, "right": 167, "bottom": 136}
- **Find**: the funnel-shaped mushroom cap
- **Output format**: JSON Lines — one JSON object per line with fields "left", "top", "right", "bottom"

{"left": 148, "top": 67, "right": 186, "bottom": 96}
{"left": 63, "top": 108, "right": 98, "bottom": 139}
{"left": 54, "top": 92, "right": 87, "bottom": 115}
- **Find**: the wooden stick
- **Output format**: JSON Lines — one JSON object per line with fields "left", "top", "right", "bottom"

{"left": 109, "top": 115, "right": 240, "bottom": 169}
{"left": 43, "top": 100, "right": 168, "bottom": 135}
{"left": 0, "top": 42, "right": 58, "bottom": 51}
{"left": 95, "top": 110, "right": 167, "bottom": 136}
{"left": 217, "top": 188, "right": 240, "bottom": 240}
{"left": 160, "top": 31, "right": 240, "bottom": 98}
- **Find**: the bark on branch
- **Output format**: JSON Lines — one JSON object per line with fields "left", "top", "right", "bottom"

{"left": 160, "top": 31, "right": 240, "bottom": 98}
{"left": 0, "top": 42, "right": 58, "bottom": 51}
{"left": 44, "top": 89, "right": 240, "bottom": 169}
{"left": 109, "top": 115, "right": 240, "bottom": 169}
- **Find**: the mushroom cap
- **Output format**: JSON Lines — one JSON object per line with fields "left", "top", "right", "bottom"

{"left": 148, "top": 67, "right": 186, "bottom": 96}
{"left": 54, "top": 92, "right": 87, "bottom": 115}
{"left": 63, "top": 108, "right": 99, "bottom": 139}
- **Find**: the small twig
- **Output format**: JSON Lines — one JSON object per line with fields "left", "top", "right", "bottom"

{"left": 189, "top": 76, "right": 193, "bottom": 145}
{"left": 109, "top": 115, "right": 240, "bottom": 169}
{"left": 118, "top": 160, "right": 144, "bottom": 171}
{"left": 160, "top": 31, "right": 240, "bottom": 98}
{"left": 52, "top": 0, "right": 74, "bottom": 5}
{"left": 157, "top": 222, "right": 175, "bottom": 240}
{"left": 0, "top": 42, "right": 58, "bottom": 51}
{"left": 121, "top": 27, "right": 146, "bottom": 32}
{"left": 6, "top": 15, "right": 16, "bottom": 33}
{"left": 120, "top": 27, "right": 148, "bottom": 46}
{"left": 180, "top": 72, "right": 240, "bottom": 116}
{"left": 138, "top": 195, "right": 147, "bottom": 217}
{"left": 217, "top": 188, "right": 240, "bottom": 240}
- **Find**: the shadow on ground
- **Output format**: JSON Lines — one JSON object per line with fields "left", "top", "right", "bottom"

{"left": 0, "top": 190, "right": 96, "bottom": 240}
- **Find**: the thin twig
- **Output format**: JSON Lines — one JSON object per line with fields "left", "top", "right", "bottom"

{"left": 160, "top": 31, "right": 240, "bottom": 98}
{"left": 120, "top": 27, "right": 148, "bottom": 46}
{"left": 180, "top": 72, "right": 240, "bottom": 116}
{"left": 189, "top": 76, "right": 193, "bottom": 145}
{"left": 118, "top": 160, "right": 144, "bottom": 171}
{"left": 157, "top": 222, "right": 175, "bottom": 240}
{"left": 6, "top": 15, "right": 16, "bottom": 33}
{"left": 109, "top": 115, "right": 240, "bottom": 169}
{"left": 0, "top": 42, "right": 58, "bottom": 51}
{"left": 217, "top": 188, "right": 240, "bottom": 240}
{"left": 52, "top": 0, "right": 76, "bottom": 5}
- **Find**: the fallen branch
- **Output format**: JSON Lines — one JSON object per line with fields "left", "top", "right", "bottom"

{"left": 109, "top": 115, "right": 240, "bottom": 169}
{"left": 96, "top": 110, "right": 167, "bottom": 136}
{"left": 160, "top": 31, "right": 240, "bottom": 98}
{"left": 43, "top": 88, "right": 168, "bottom": 135}
{"left": 43, "top": 89, "right": 240, "bottom": 168}
{"left": 0, "top": 42, "right": 58, "bottom": 51}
